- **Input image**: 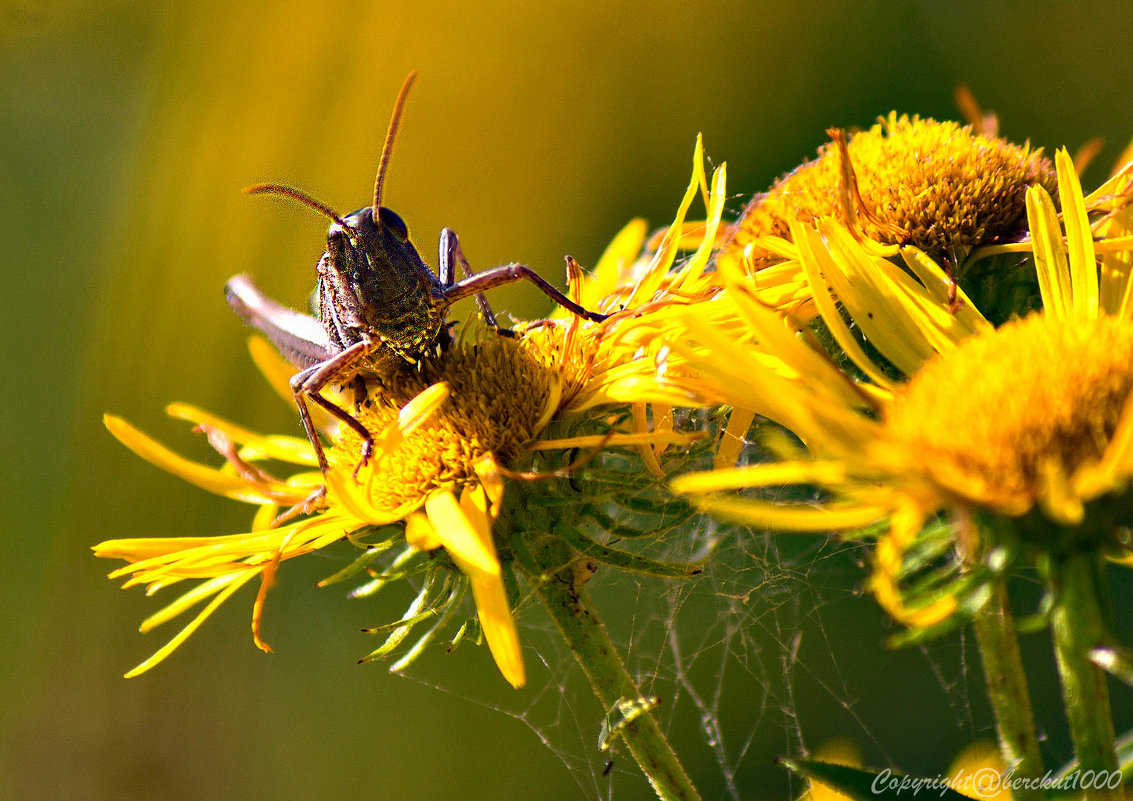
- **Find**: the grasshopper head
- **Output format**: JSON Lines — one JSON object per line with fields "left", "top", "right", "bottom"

{"left": 326, "top": 204, "right": 437, "bottom": 303}
{"left": 322, "top": 205, "right": 445, "bottom": 357}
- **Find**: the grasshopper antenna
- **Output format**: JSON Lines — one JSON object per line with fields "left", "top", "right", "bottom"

{"left": 243, "top": 183, "right": 348, "bottom": 227}
{"left": 372, "top": 70, "right": 417, "bottom": 214}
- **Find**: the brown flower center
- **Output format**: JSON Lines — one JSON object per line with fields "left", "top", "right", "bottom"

{"left": 726, "top": 114, "right": 1056, "bottom": 264}
{"left": 329, "top": 334, "right": 554, "bottom": 511}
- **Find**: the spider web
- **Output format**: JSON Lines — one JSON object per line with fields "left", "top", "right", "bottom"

{"left": 393, "top": 463, "right": 989, "bottom": 801}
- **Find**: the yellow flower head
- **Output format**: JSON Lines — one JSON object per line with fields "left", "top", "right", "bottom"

{"left": 96, "top": 139, "right": 726, "bottom": 687}
{"left": 715, "top": 113, "right": 1093, "bottom": 330}
{"left": 885, "top": 313, "right": 1133, "bottom": 522}
{"left": 672, "top": 147, "right": 1133, "bottom": 628}
{"left": 724, "top": 113, "right": 1056, "bottom": 266}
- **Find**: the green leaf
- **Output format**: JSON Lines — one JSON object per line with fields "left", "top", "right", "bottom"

{"left": 778, "top": 758, "right": 973, "bottom": 801}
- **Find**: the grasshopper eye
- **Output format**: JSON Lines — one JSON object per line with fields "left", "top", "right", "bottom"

{"left": 377, "top": 206, "right": 409, "bottom": 242}
{"left": 326, "top": 225, "right": 348, "bottom": 249}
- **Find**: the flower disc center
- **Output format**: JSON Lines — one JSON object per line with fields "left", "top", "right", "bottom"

{"left": 884, "top": 314, "right": 1133, "bottom": 511}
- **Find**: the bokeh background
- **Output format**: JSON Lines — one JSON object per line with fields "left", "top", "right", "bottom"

{"left": 5, "top": 2, "right": 1133, "bottom": 799}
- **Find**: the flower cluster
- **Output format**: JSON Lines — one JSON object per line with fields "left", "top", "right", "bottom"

{"left": 100, "top": 104, "right": 1133, "bottom": 799}
{"left": 671, "top": 144, "right": 1133, "bottom": 630}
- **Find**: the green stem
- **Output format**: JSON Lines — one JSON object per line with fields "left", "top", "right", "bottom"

{"left": 1048, "top": 549, "right": 1118, "bottom": 784}
{"left": 531, "top": 559, "right": 701, "bottom": 801}
{"left": 970, "top": 579, "right": 1044, "bottom": 801}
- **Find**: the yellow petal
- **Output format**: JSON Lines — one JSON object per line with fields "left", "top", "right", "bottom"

{"left": 98, "top": 511, "right": 357, "bottom": 584}
{"left": 573, "top": 218, "right": 648, "bottom": 312}
{"left": 673, "top": 461, "right": 850, "bottom": 494}
{"left": 324, "top": 468, "right": 425, "bottom": 526}
{"left": 714, "top": 407, "right": 755, "bottom": 470}
{"left": 247, "top": 335, "right": 336, "bottom": 432}
{"left": 104, "top": 414, "right": 278, "bottom": 504}
{"left": 798, "top": 738, "right": 862, "bottom": 801}
{"left": 800, "top": 221, "right": 934, "bottom": 380}
{"left": 1100, "top": 204, "right": 1133, "bottom": 318}
{"left": 897, "top": 248, "right": 991, "bottom": 337}
{"left": 252, "top": 502, "right": 279, "bottom": 532}
{"left": 1055, "top": 148, "right": 1099, "bottom": 320}
{"left": 459, "top": 485, "right": 494, "bottom": 544}
{"left": 472, "top": 453, "right": 506, "bottom": 517}
{"left": 424, "top": 491, "right": 499, "bottom": 578}
{"left": 625, "top": 135, "right": 705, "bottom": 307}
{"left": 632, "top": 403, "right": 664, "bottom": 478}
{"left": 467, "top": 570, "right": 525, "bottom": 689}
{"left": 124, "top": 570, "right": 259, "bottom": 677}
{"left": 398, "top": 382, "right": 451, "bottom": 432}
{"left": 427, "top": 487, "right": 524, "bottom": 688}
{"left": 677, "top": 162, "right": 727, "bottom": 289}
{"left": 871, "top": 504, "right": 957, "bottom": 628}
{"left": 651, "top": 402, "right": 675, "bottom": 460}
{"left": 689, "top": 495, "right": 890, "bottom": 532}
{"left": 405, "top": 511, "right": 442, "bottom": 551}
{"left": 531, "top": 374, "right": 562, "bottom": 435}
{"left": 138, "top": 571, "right": 253, "bottom": 631}
{"left": 1037, "top": 457, "right": 1084, "bottom": 526}
{"left": 947, "top": 742, "right": 1009, "bottom": 801}
{"left": 1026, "top": 184, "right": 1071, "bottom": 320}
{"left": 166, "top": 403, "right": 317, "bottom": 466}
{"left": 533, "top": 429, "right": 702, "bottom": 451}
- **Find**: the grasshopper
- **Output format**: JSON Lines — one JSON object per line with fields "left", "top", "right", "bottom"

{"left": 225, "top": 72, "right": 609, "bottom": 477}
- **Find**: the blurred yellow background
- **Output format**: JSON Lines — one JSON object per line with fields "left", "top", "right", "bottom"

{"left": 4, "top": 1, "right": 1133, "bottom": 799}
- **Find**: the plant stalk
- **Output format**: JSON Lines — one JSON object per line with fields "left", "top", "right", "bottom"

{"left": 532, "top": 559, "right": 701, "bottom": 801}
{"left": 971, "top": 578, "right": 1044, "bottom": 801}
{"left": 1048, "top": 549, "right": 1118, "bottom": 789}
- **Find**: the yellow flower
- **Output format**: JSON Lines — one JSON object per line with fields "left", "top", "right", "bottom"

{"left": 721, "top": 113, "right": 1056, "bottom": 269}
{"left": 671, "top": 147, "right": 1133, "bottom": 628}
{"left": 96, "top": 139, "right": 725, "bottom": 686}
{"left": 948, "top": 742, "right": 1011, "bottom": 801}
{"left": 717, "top": 113, "right": 1133, "bottom": 333}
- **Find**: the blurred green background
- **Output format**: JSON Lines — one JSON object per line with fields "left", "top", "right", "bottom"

{"left": 5, "top": 1, "right": 1133, "bottom": 799}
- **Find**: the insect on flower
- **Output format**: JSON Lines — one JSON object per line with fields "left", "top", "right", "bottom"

{"left": 225, "top": 71, "right": 609, "bottom": 477}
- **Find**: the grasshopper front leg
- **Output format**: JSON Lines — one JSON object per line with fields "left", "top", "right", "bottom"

{"left": 438, "top": 228, "right": 609, "bottom": 326}
{"left": 438, "top": 228, "right": 502, "bottom": 328}
{"left": 290, "top": 340, "right": 375, "bottom": 477}
{"left": 226, "top": 275, "right": 376, "bottom": 477}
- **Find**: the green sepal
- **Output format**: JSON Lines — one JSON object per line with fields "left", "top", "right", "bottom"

{"left": 390, "top": 580, "right": 467, "bottom": 672}
{"left": 346, "top": 545, "right": 426, "bottom": 599}
{"left": 317, "top": 536, "right": 400, "bottom": 587}
{"left": 357, "top": 569, "right": 445, "bottom": 663}
{"left": 553, "top": 522, "right": 702, "bottom": 578}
